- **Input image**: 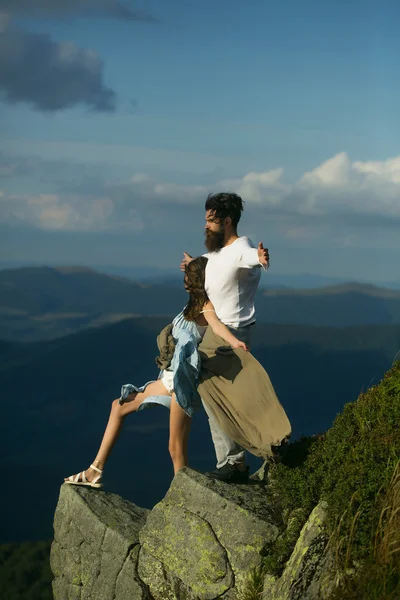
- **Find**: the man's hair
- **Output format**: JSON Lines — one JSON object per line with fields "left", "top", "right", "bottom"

{"left": 205, "top": 192, "right": 244, "bottom": 230}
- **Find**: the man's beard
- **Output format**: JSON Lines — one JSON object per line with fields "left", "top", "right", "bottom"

{"left": 205, "top": 227, "right": 225, "bottom": 252}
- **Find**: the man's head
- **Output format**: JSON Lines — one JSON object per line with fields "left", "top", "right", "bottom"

{"left": 204, "top": 192, "right": 244, "bottom": 252}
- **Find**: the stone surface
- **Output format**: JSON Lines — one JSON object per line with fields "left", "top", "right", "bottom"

{"left": 138, "top": 548, "right": 206, "bottom": 600}
{"left": 115, "top": 547, "right": 145, "bottom": 600}
{"left": 52, "top": 473, "right": 340, "bottom": 600}
{"left": 51, "top": 484, "right": 150, "bottom": 600}
{"left": 262, "top": 501, "right": 338, "bottom": 600}
{"left": 138, "top": 468, "right": 279, "bottom": 599}
{"left": 139, "top": 503, "right": 233, "bottom": 599}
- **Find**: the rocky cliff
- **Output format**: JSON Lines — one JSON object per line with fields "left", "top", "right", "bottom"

{"left": 50, "top": 363, "right": 400, "bottom": 599}
{"left": 51, "top": 468, "right": 336, "bottom": 600}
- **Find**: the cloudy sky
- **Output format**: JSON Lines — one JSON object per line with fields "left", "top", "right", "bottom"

{"left": 0, "top": 0, "right": 399, "bottom": 283}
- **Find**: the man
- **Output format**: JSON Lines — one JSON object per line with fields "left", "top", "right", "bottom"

{"left": 180, "top": 192, "right": 269, "bottom": 483}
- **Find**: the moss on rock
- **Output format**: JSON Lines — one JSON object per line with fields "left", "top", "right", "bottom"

{"left": 260, "top": 361, "right": 400, "bottom": 596}
{"left": 139, "top": 502, "right": 232, "bottom": 598}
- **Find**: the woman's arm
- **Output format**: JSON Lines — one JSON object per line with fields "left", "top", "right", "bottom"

{"left": 201, "top": 302, "right": 248, "bottom": 351}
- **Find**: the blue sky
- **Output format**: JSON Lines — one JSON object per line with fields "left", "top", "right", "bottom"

{"left": 0, "top": 0, "right": 399, "bottom": 283}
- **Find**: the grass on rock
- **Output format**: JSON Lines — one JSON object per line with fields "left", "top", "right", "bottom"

{"left": 258, "top": 360, "right": 400, "bottom": 598}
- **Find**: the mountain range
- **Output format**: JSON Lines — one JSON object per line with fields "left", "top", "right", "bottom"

{"left": 1, "top": 266, "right": 400, "bottom": 342}
{"left": 2, "top": 261, "right": 399, "bottom": 290}
{"left": 0, "top": 264, "right": 399, "bottom": 543}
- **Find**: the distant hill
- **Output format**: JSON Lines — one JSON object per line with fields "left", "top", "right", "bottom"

{"left": 5, "top": 261, "right": 399, "bottom": 290}
{"left": 1, "top": 266, "right": 400, "bottom": 342}
{"left": 256, "top": 282, "right": 400, "bottom": 326}
{"left": 0, "top": 265, "right": 186, "bottom": 314}
{"left": 262, "top": 282, "right": 400, "bottom": 297}
{"left": 0, "top": 266, "right": 186, "bottom": 341}
{"left": 89, "top": 264, "right": 400, "bottom": 291}
{"left": 0, "top": 316, "right": 399, "bottom": 542}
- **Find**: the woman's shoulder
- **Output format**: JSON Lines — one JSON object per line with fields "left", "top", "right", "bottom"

{"left": 201, "top": 300, "right": 215, "bottom": 313}
{"left": 172, "top": 309, "right": 186, "bottom": 326}
{"left": 173, "top": 308, "right": 198, "bottom": 331}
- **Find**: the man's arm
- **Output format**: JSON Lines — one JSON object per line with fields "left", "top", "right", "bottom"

{"left": 237, "top": 242, "right": 270, "bottom": 270}
{"left": 180, "top": 251, "right": 211, "bottom": 271}
{"left": 180, "top": 252, "right": 194, "bottom": 272}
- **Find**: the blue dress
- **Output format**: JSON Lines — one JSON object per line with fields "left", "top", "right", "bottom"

{"left": 119, "top": 310, "right": 204, "bottom": 417}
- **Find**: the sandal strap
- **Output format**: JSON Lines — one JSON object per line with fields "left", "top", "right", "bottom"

{"left": 90, "top": 464, "right": 103, "bottom": 474}
{"left": 74, "top": 472, "right": 81, "bottom": 483}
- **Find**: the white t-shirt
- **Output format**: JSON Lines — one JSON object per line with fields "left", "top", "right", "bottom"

{"left": 204, "top": 236, "right": 267, "bottom": 328}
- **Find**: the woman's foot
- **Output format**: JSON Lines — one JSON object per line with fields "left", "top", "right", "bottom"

{"left": 64, "top": 464, "right": 103, "bottom": 488}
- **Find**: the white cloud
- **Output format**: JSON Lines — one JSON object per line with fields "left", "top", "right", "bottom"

{"left": 1, "top": 152, "right": 400, "bottom": 233}
{"left": 296, "top": 153, "right": 400, "bottom": 219}
{"left": 353, "top": 156, "right": 400, "bottom": 184}
{"left": 0, "top": 192, "right": 131, "bottom": 231}
{"left": 211, "top": 152, "right": 400, "bottom": 221}
{"left": 301, "top": 152, "right": 352, "bottom": 186}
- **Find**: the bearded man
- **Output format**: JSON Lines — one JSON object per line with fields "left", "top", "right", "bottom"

{"left": 181, "top": 192, "right": 270, "bottom": 483}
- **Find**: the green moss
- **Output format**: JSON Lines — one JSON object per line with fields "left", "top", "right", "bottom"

{"left": 261, "top": 361, "right": 400, "bottom": 591}
{"left": 142, "top": 503, "right": 230, "bottom": 596}
{"left": 70, "top": 572, "right": 81, "bottom": 586}
{"left": 262, "top": 507, "right": 309, "bottom": 576}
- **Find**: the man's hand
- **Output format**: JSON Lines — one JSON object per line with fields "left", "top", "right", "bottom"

{"left": 180, "top": 251, "right": 194, "bottom": 272}
{"left": 257, "top": 242, "right": 269, "bottom": 266}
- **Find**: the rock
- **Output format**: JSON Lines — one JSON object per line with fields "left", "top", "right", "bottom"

{"left": 138, "top": 548, "right": 204, "bottom": 600}
{"left": 51, "top": 475, "right": 340, "bottom": 600}
{"left": 138, "top": 468, "right": 279, "bottom": 599}
{"left": 138, "top": 505, "right": 233, "bottom": 600}
{"left": 262, "top": 501, "right": 338, "bottom": 600}
{"left": 51, "top": 484, "right": 150, "bottom": 600}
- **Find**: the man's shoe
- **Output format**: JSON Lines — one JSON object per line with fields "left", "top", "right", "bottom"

{"left": 205, "top": 463, "right": 250, "bottom": 483}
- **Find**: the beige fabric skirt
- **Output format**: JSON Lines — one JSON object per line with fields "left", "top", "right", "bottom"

{"left": 198, "top": 328, "right": 291, "bottom": 459}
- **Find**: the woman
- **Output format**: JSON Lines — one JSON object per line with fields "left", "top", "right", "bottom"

{"left": 64, "top": 257, "right": 247, "bottom": 488}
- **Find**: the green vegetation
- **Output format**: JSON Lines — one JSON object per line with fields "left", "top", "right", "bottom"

{"left": 261, "top": 360, "right": 400, "bottom": 598}
{"left": 0, "top": 540, "right": 52, "bottom": 600}
{"left": 240, "top": 565, "right": 265, "bottom": 600}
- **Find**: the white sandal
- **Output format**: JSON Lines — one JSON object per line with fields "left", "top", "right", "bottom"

{"left": 65, "top": 464, "right": 103, "bottom": 489}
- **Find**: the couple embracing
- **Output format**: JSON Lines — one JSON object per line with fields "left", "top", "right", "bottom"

{"left": 65, "top": 193, "right": 291, "bottom": 489}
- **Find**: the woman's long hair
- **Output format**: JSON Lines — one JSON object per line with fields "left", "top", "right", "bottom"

{"left": 183, "top": 256, "right": 209, "bottom": 321}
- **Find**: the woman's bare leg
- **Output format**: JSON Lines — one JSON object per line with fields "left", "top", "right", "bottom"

{"left": 65, "top": 379, "right": 170, "bottom": 482}
{"left": 168, "top": 394, "right": 192, "bottom": 475}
